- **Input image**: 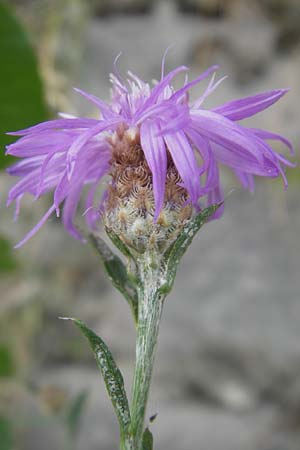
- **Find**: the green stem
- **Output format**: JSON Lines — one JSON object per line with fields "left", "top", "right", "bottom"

{"left": 120, "top": 435, "right": 134, "bottom": 450}
{"left": 129, "top": 253, "right": 165, "bottom": 450}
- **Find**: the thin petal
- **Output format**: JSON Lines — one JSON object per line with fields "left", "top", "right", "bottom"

{"left": 193, "top": 75, "right": 227, "bottom": 109}
{"left": 14, "top": 204, "right": 57, "bottom": 248}
{"left": 157, "top": 103, "right": 191, "bottom": 135}
{"left": 186, "top": 129, "right": 218, "bottom": 190}
{"left": 135, "top": 65, "right": 188, "bottom": 121}
{"left": 140, "top": 120, "right": 167, "bottom": 219}
{"left": 210, "top": 141, "right": 279, "bottom": 176}
{"left": 191, "top": 110, "right": 274, "bottom": 168}
{"left": 62, "top": 185, "right": 83, "bottom": 240}
{"left": 74, "top": 88, "right": 115, "bottom": 119}
{"left": 170, "top": 65, "right": 219, "bottom": 102}
{"left": 247, "top": 127, "right": 295, "bottom": 156}
{"left": 207, "top": 186, "right": 224, "bottom": 219}
{"left": 234, "top": 170, "right": 255, "bottom": 193}
{"left": 206, "top": 164, "right": 224, "bottom": 219}
{"left": 6, "top": 156, "right": 45, "bottom": 176}
{"left": 163, "top": 130, "right": 201, "bottom": 203}
{"left": 54, "top": 173, "right": 68, "bottom": 209}
{"left": 6, "top": 130, "right": 77, "bottom": 157}
{"left": 84, "top": 182, "right": 101, "bottom": 230}
{"left": 213, "top": 89, "right": 288, "bottom": 121}
{"left": 7, "top": 118, "right": 100, "bottom": 136}
{"left": 66, "top": 119, "right": 120, "bottom": 178}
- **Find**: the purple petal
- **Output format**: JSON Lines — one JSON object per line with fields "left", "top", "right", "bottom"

{"left": 7, "top": 118, "right": 100, "bottom": 136}
{"left": 84, "top": 182, "right": 101, "bottom": 230}
{"left": 234, "top": 170, "right": 255, "bottom": 193}
{"left": 170, "top": 65, "right": 219, "bottom": 102}
{"left": 35, "top": 151, "right": 62, "bottom": 198}
{"left": 242, "top": 129, "right": 292, "bottom": 187}
{"left": 62, "top": 185, "right": 83, "bottom": 240}
{"left": 163, "top": 130, "right": 201, "bottom": 203}
{"left": 6, "top": 130, "right": 77, "bottom": 157}
{"left": 186, "top": 129, "right": 219, "bottom": 191}
{"left": 207, "top": 186, "right": 224, "bottom": 219}
{"left": 213, "top": 89, "right": 288, "bottom": 121}
{"left": 14, "top": 204, "right": 57, "bottom": 248}
{"left": 13, "top": 195, "right": 23, "bottom": 222}
{"left": 213, "top": 142, "right": 279, "bottom": 176}
{"left": 66, "top": 119, "right": 120, "bottom": 178}
{"left": 206, "top": 163, "right": 224, "bottom": 219}
{"left": 135, "top": 102, "right": 178, "bottom": 125}
{"left": 74, "top": 88, "right": 115, "bottom": 120}
{"left": 140, "top": 120, "right": 167, "bottom": 219}
{"left": 191, "top": 110, "right": 264, "bottom": 163}
{"left": 193, "top": 74, "right": 227, "bottom": 109}
{"left": 54, "top": 173, "right": 69, "bottom": 209}
{"left": 160, "top": 45, "right": 174, "bottom": 79}
{"left": 135, "top": 66, "right": 188, "bottom": 121}
{"left": 7, "top": 167, "right": 62, "bottom": 204}
{"left": 6, "top": 156, "right": 45, "bottom": 176}
{"left": 247, "top": 127, "right": 295, "bottom": 156}
{"left": 157, "top": 103, "right": 191, "bottom": 135}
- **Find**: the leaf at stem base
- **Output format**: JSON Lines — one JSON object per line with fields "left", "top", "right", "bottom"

{"left": 64, "top": 318, "right": 131, "bottom": 436}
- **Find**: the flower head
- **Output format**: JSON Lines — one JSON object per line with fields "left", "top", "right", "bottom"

{"left": 6, "top": 59, "right": 295, "bottom": 248}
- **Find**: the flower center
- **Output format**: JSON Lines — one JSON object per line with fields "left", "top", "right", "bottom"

{"left": 103, "top": 124, "right": 192, "bottom": 253}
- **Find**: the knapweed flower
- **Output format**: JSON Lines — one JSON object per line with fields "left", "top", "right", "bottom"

{"left": 6, "top": 60, "right": 294, "bottom": 249}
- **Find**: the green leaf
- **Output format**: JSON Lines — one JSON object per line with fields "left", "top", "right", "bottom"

{"left": 161, "top": 203, "right": 222, "bottom": 294}
{"left": 0, "top": 237, "right": 17, "bottom": 273}
{"left": 0, "top": 345, "right": 15, "bottom": 377}
{"left": 0, "top": 2, "right": 47, "bottom": 169}
{"left": 88, "top": 233, "right": 138, "bottom": 322}
{"left": 106, "top": 228, "right": 134, "bottom": 259}
{"left": 0, "top": 417, "right": 13, "bottom": 450}
{"left": 70, "top": 318, "right": 131, "bottom": 434}
{"left": 65, "top": 390, "right": 88, "bottom": 437}
{"left": 142, "top": 428, "right": 153, "bottom": 450}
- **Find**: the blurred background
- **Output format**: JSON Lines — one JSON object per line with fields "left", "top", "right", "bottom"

{"left": 0, "top": 0, "right": 300, "bottom": 449}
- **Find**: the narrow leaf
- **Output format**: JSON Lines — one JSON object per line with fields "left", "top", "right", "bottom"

{"left": 71, "top": 318, "right": 131, "bottom": 433}
{"left": 161, "top": 203, "right": 222, "bottom": 294}
{"left": 88, "top": 233, "right": 138, "bottom": 322}
{"left": 142, "top": 428, "right": 154, "bottom": 450}
{"left": 106, "top": 228, "right": 134, "bottom": 259}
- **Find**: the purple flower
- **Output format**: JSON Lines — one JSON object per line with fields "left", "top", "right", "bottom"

{"left": 6, "top": 60, "right": 295, "bottom": 247}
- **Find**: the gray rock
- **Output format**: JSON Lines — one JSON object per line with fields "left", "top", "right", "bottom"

{"left": 176, "top": 0, "right": 232, "bottom": 17}
{"left": 90, "top": 0, "right": 153, "bottom": 16}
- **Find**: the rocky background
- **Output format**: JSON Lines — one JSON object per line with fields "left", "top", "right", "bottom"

{"left": 1, "top": 1, "right": 300, "bottom": 449}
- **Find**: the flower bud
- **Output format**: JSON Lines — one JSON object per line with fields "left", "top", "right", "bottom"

{"left": 103, "top": 125, "right": 192, "bottom": 253}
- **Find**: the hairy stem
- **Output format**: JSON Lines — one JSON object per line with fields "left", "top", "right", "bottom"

{"left": 120, "top": 435, "right": 134, "bottom": 450}
{"left": 129, "top": 253, "right": 165, "bottom": 450}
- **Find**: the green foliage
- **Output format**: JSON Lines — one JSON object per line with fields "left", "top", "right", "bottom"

{"left": 70, "top": 318, "right": 131, "bottom": 436}
{"left": 0, "top": 1, "right": 47, "bottom": 169}
{"left": 142, "top": 428, "right": 153, "bottom": 450}
{"left": 161, "top": 203, "right": 222, "bottom": 294}
{"left": 0, "top": 417, "right": 13, "bottom": 450}
{"left": 106, "top": 228, "right": 134, "bottom": 259}
{"left": 0, "top": 238, "right": 17, "bottom": 273}
{"left": 88, "top": 233, "right": 138, "bottom": 322}
{"left": 0, "top": 345, "right": 15, "bottom": 377}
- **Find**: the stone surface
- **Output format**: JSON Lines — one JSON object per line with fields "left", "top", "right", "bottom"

{"left": 90, "top": 0, "right": 153, "bottom": 16}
